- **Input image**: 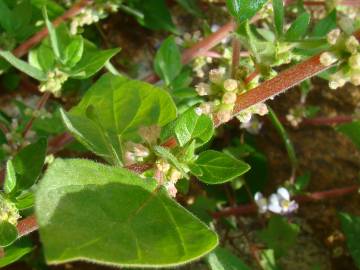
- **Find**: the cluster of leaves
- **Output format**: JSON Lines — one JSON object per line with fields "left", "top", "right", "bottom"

{"left": 1, "top": 0, "right": 360, "bottom": 269}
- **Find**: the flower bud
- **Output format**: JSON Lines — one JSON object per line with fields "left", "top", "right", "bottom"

{"left": 156, "top": 159, "right": 170, "bottom": 173}
{"left": 165, "top": 181, "right": 177, "bottom": 198}
{"left": 329, "top": 71, "right": 347, "bottom": 89}
{"left": 236, "top": 111, "right": 252, "bottom": 123}
{"left": 197, "top": 102, "right": 212, "bottom": 115}
{"left": 345, "top": 36, "right": 359, "bottom": 54}
{"left": 327, "top": 28, "right": 341, "bottom": 45}
{"left": 223, "top": 79, "right": 238, "bottom": 91}
{"left": 138, "top": 125, "right": 161, "bottom": 144}
{"left": 195, "top": 82, "right": 211, "bottom": 96}
{"left": 320, "top": 52, "right": 338, "bottom": 66}
{"left": 0, "top": 198, "right": 20, "bottom": 225}
{"left": 350, "top": 72, "right": 360, "bottom": 86}
{"left": 216, "top": 109, "right": 232, "bottom": 123}
{"left": 169, "top": 168, "right": 182, "bottom": 182}
{"left": 349, "top": 54, "right": 360, "bottom": 69}
{"left": 209, "top": 68, "right": 225, "bottom": 84}
{"left": 222, "top": 92, "right": 237, "bottom": 104}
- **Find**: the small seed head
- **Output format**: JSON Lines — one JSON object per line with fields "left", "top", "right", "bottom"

{"left": 195, "top": 82, "right": 211, "bottom": 96}
{"left": 223, "top": 79, "right": 238, "bottom": 91}
{"left": 345, "top": 36, "right": 359, "bottom": 54}
{"left": 320, "top": 52, "right": 338, "bottom": 66}
{"left": 222, "top": 92, "right": 237, "bottom": 104}
{"left": 327, "top": 29, "right": 341, "bottom": 45}
{"left": 349, "top": 54, "right": 360, "bottom": 69}
{"left": 209, "top": 68, "right": 225, "bottom": 84}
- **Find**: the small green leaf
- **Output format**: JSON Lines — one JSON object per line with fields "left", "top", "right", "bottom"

{"left": 272, "top": 0, "right": 284, "bottom": 37}
{"left": 339, "top": 212, "right": 360, "bottom": 268}
{"left": 64, "top": 36, "right": 84, "bottom": 67}
{"left": 226, "top": 0, "right": 268, "bottom": 23}
{"left": 336, "top": 121, "right": 360, "bottom": 149}
{"left": 260, "top": 249, "right": 281, "bottom": 270}
{"left": 0, "top": 221, "right": 18, "bottom": 247}
{"left": 294, "top": 171, "right": 311, "bottom": 192}
{"left": 0, "top": 51, "right": 47, "bottom": 81}
{"left": 259, "top": 216, "right": 300, "bottom": 258}
{"left": 37, "top": 44, "right": 56, "bottom": 72}
{"left": 4, "top": 160, "right": 16, "bottom": 194}
{"left": 206, "top": 247, "right": 251, "bottom": 270}
{"left": 154, "top": 36, "right": 182, "bottom": 85}
{"left": 0, "top": 238, "right": 33, "bottom": 267}
{"left": 190, "top": 150, "right": 250, "bottom": 184}
{"left": 285, "top": 12, "right": 310, "bottom": 41}
{"left": 35, "top": 158, "right": 218, "bottom": 267}
{"left": 15, "top": 192, "right": 35, "bottom": 210}
{"left": 153, "top": 145, "right": 188, "bottom": 177}
{"left": 311, "top": 10, "right": 337, "bottom": 37}
{"left": 175, "top": 108, "right": 214, "bottom": 147}
{"left": 42, "top": 7, "right": 61, "bottom": 60}
{"left": 12, "top": 138, "right": 47, "bottom": 191}
{"left": 70, "top": 46, "right": 119, "bottom": 79}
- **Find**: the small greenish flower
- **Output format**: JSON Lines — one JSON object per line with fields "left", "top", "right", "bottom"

{"left": 0, "top": 197, "right": 20, "bottom": 226}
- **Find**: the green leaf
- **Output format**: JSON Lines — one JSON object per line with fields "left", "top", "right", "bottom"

{"left": 175, "top": 108, "right": 214, "bottom": 147}
{"left": 190, "top": 150, "right": 250, "bottom": 184}
{"left": 64, "top": 36, "right": 84, "bottom": 67}
{"left": 154, "top": 36, "right": 182, "bottom": 85}
{"left": 12, "top": 138, "right": 47, "bottom": 191}
{"left": 62, "top": 73, "right": 177, "bottom": 164}
{"left": 42, "top": 7, "right": 61, "bottom": 60}
{"left": 226, "top": 0, "right": 268, "bottom": 23}
{"left": 37, "top": 43, "right": 56, "bottom": 72}
{"left": 0, "top": 238, "right": 33, "bottom": 267}
{"left": 260, "top": 249, "right": 281, "bottom": 270}
{"left": 339, "top": 212, "right": 360, "bottom": 268}
{"left": 133, "top": 0, "right": 178, "bottom": 33}
{"left": 175, "top": 0, "right": 203, "bottom": 17}
{"left": 70, "top": 45, "right": 119, "bottom": 79}
{"left": 268, "top": 107, "right": 297, "bottom": 171}
{"left": 153, "top": 146, "right": 188, "bottom": 177}
{"left": 15, "top": 192, "right": 35, "bottom": 210}
{"left": 285, "top": 12, "right": 310, "bottom": 41}
{"left": 207, "top": 247, "right": 251, "bottom": 270}
{"left": 311, "top": 10, "right": 337, "bottom": 37}
{"left": 259, "top": 216, "right": 300, "bottom": 258}
{"left": 0, "top": 1, "right": 13, "bottom": 34}
{"left": 35, "top": 158, "right": 218, "bottom": 267}
{"left": 4, "top": 160, "right": 16, "bottom": 194}
{"left": 0, "top": 221, "right": 18, "bottom": 247}
{"left": 294, "top": 171, "right": 311, "bottom": 192}
{"left": 272, "top": 0, "right": 284, "bottom": 37}
{"left": 336, "top": 121, "right": 360, "bottom": 149}
{"left": 0, "top": 51, "right": 47, "bottom": 81}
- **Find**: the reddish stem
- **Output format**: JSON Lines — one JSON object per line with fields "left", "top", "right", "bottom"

{"left": 300, "top": 115, "right": 353, "bottom": 126}
{"left": 212, "top": 185, "right": 360, "bottom": 219}
{"left": 12, "top": 0, "right": 92, "bottom": 58}
{"left": 17, "top": 215, "right": 38, "bottom": 237}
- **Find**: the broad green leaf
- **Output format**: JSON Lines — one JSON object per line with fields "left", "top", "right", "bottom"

{"left": 154, "top": 36, "right": 182, "bottom": 85}
{"left": 12, "top": 138, "right": 47, "bottom": 191}
{"left": 35, "top": 158, "right": 218, "bottom": 267}
{"left": 207, "top": 247, "right": 251, "bottom": 270}
{"left": 42, "top": 7, "right": 61, "bottom": 60}
{"left": 4, "top": 160, "right": 16, "bottom": 194}
{"left": 190, "top": 150, "right": 250, "bottom": 184}
{"left": 64, "top": 36, "right": 84, "bottom": 67}
{"left": 285, "top": 12, "right": 310, "bottom": 41}
{"left": 336, "top": 121, "right": 360, "bottom": 149}
{"left": 12, "top": 0, "right": 32, "bottom": 35}
{"left": 0, "top": 1, "right": 13, "bottom": 34}
{"left": 339, "top": 212, "right": 360, "bottom": 268}
{"left": 0, "top": 221, "right": 18, "bottom": 247}
{"left": 0, "top": 51, "right": 47, "bottom": 81}
{"left": 311, "top": 10, "right": 337, "bottom": 37}
{"left": 272, "top": 0, "right": 284, "bottom": 37}
{"left": 174, "top": 108, "right": 214, "bottom": 147}
{"left": 69, "top": 46, "right": 119, "bottom": 79}
{"left": 259, "top": 216, "right": 300, "bottom": 258}
{"left": 62, "top": 73, "right": 177, "bottom": 164}
{"left": 226, "top": 0, "right": 268, "bottom": 23}
{"left": 0, "top": 238, "right": 33, "bottom": 267}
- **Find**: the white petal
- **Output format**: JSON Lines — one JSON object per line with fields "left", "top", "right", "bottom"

{"left": 254, "top": 192, "right": 263, "bottom": 201}
{"left": 268, "top": 203, "right": 282, "bottom": 214}
{"left": 269, "top": 194, "right": 280, "bottom": 205}
{"left": 277, "top": 187, "right": 290, "bottom": 200}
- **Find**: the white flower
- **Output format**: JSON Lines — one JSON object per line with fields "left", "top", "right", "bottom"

{"left": 345, "top": 36, "right": 359, "bottom": 54}
{"left": 327, "top": 28, "right": 341, "bottom": 45}
{"left": 240, "top": 116, "right": 263, "bottom": 134}
{"left": 195, "top": 82, "right": 211, "bottom": 96}
{"left": 349, "top": 54, "right": 360, "bottom": 69}
{"left": 254, "top": 192, "right": 268, "bottom": 213}
{"left": 320, "top": 52, "right": 338, "bottom": 67}
{"left": 223, "top": 79, "right": 238, "bottom": 92}
{"left": 209, "top": 68, "right": 225, "bottom": 84}
{"left": 268, "top": 187, "right": 298, "bottom": 215}
{"left": 222, "top": 92, "right": 237, "bottom": 104}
